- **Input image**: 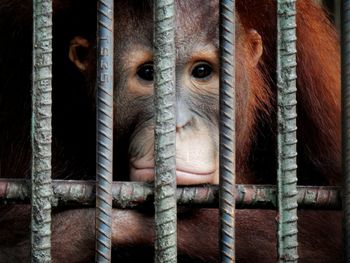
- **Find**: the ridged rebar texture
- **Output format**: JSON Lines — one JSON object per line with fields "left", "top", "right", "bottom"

{"left": 31, "top": 1, "right": 53, "bottom": 262}
{"left": 277, "top": 1, "right": 299, "bottom": 262}
{"left": 0, "top": 180, "right": 343, "bottom": 210}
{"left": 342, "top": 1, "right": 350, "bottom": 261}
{"left": 219, "top": 0, "right": 236, "bottom": 262}
{"left": 153, "top": 0, "right": 177, "bottom": 262}
{"left": 96, "top": 0, "right": 114, "bottom": 262}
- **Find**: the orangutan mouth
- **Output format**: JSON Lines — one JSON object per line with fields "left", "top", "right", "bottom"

{"left": 130, "top": 163, "right": 217, "bottom": 185}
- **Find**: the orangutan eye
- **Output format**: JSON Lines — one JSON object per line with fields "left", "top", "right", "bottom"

{"left": 191, "top": 63, "right": 213, "bottom": 80}
{"left": 137, "top": 63, "right": 154, "bottom": 82}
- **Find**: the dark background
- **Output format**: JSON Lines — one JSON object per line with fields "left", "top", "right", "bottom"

{"left": 322, "top": 0, "right": 340, "bottom": 30}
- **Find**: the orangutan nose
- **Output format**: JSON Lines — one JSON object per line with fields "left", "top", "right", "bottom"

{"left": 176, "top": 100, "right": 193, "bottom": 131}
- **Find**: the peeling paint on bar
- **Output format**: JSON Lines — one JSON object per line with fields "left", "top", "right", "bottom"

{"left": 96, "top": 0, "right": 114, "bottom": 262}
{"left": 219, "top": 0, "right": 236, "bottom": 262}
{"left": 153, "top": 0, "right": 177, "bottom": 262}
{"left": 342, "top": 0, "right": 350, "bottom": 261}
{"left": 277, "top": 1, "right": 299, "bottom": 262}
{"left": 31, "top": 0, "right": 53, "bottom": 262}
{"left": 0, "top": 180, "right": 341, "bottom": 210}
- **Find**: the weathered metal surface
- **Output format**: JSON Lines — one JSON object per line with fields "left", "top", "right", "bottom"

{"left": 342, "top": 0, "right": 350, "bottom": 261}
{"left": 219, "top": 0, "right": 236, "bottom": 262}
{"left": 0, "top": 180, "right": 342, "bottom": 209}
{"left": 277, "top": 1, "right": 299, "bottom": 262}
{"left": 96, "top": 0, "right": 114, "bottom": 262}
{"left": 153, "top": 0, "right": 177, "bottom": 262}
{"left": 31, "top": 0, "right": 53, "bottom": 262}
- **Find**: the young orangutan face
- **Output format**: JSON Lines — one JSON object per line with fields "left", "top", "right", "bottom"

{"left": 69, "top": 1, "right": 265, "bottom": 185}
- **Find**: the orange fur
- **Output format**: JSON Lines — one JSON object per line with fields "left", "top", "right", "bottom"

{"left": 238, "top": 0, "right": 341, "bottom": 184}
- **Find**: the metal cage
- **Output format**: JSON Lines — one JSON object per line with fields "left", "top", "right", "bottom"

{"left": 0, "top": 0, "right": 347, "bottom": 262}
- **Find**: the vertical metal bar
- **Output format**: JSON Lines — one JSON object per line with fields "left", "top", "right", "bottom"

{"left": 276, "top": 0, "right": 299, "bottom": 262}
{"left": 219, "top": 0, "right": 236, "bottom": 262}
{"left": 31, "top": 0, "right": 53, "bottom": 262}
{"left": 153, "top": 0, "right": 177, "bottom": 262}
{"left": 342, "top": 0, "right": 350, "bottom": 261}
{"left": 96, "top": 0, "right": 114, "bottom": 262}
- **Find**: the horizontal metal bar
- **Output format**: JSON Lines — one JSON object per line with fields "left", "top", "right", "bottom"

{"left": 0, "top": 180, "right": 341, "bottom": 210}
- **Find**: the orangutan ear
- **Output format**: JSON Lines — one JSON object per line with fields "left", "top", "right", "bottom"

{"left": 69, "top": 36, "right": 90, "bottom": 71}
{"left": 246, "top": 29, "right": 263, "bottom": 66}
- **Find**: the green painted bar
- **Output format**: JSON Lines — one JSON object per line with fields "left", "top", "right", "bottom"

{"left": 277, "top": 0, "right": 299, "bottom": 262}
{"left": 31, "top": 0, "right": 53, "bottom": 262}
{"left": 153, "top": 0, "right": 177, "bottom": 262}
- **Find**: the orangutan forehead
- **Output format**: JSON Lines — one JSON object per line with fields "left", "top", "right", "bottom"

{"left": 174, "top": 1, "right": 219, "bottom": 39}
{"left": 114, "top": 0, "right": 221, "bottom": 55}
{"left": 114, "top": 0, "right": 219, "bottom": 22}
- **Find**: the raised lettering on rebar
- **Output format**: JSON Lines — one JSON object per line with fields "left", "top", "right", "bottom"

{"left": 96, "top": 0, "right": 114, "bottom": 262}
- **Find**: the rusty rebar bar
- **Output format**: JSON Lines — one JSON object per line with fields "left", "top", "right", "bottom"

{"left": 31, "top": 0, "right": 53, "bottom": 262}
{"left": 0, "top": 180, "right": 341, "bottom": 209}
{"left": 277, "top": 1, "right": 299, "bottom": 262}
{"left": 96, "top": 0, "right": 114, "bottom": 262}
{"left": 219, "top": 0, "right": 236, "bottom": 262}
